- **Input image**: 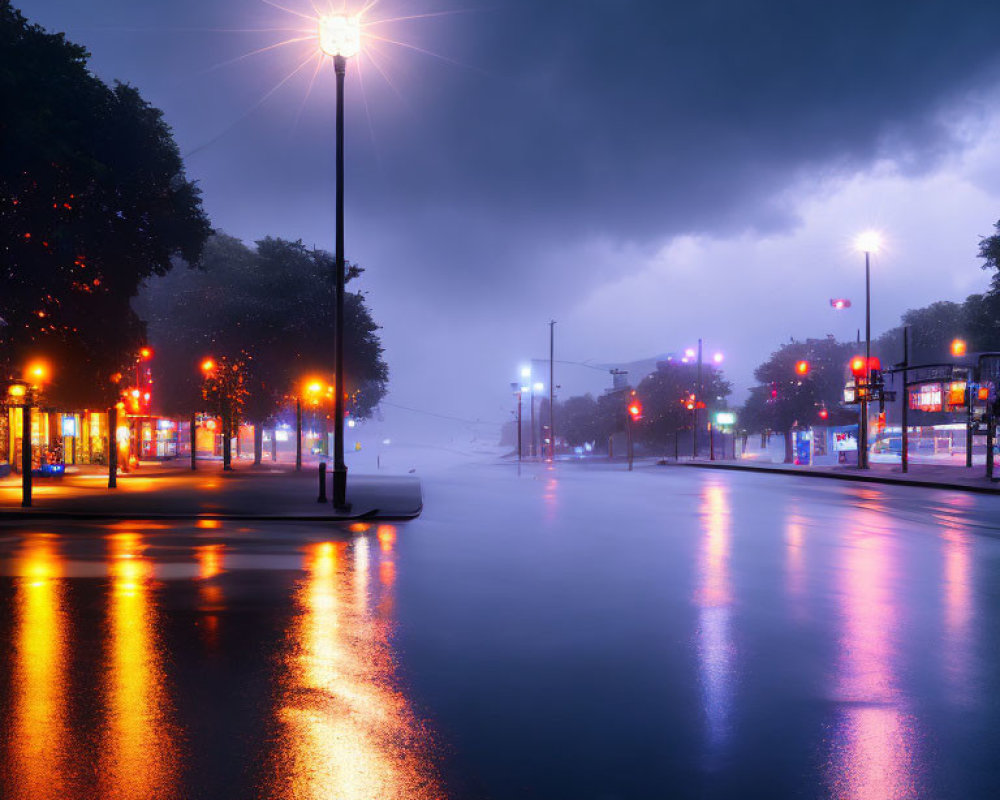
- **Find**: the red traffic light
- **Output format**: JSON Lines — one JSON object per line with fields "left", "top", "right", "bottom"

{"left": 795, "top": 360, "right": 810, "bottom": 376}
{"left": 818, "top": 408, "right": 829, "bottom": 420}
{"left": 628, "top": 401, "right": 643, "bottom": 420}
{"left": 830, "top": 298, "right": 852, "bottom": 310}
{"left": 850, "top": 356, "right": 880, "bottom": 378}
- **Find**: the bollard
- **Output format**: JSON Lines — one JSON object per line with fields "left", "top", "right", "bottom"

{"left": 318, "top": 462, "right": 327, "bottom": 503}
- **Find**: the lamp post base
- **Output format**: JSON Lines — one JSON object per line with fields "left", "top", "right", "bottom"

{"left": 332, "top": 466, "right": 349, "bottom": 509}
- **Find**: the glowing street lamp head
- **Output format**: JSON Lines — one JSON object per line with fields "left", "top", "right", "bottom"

{"left": 25, "top": 360, "right": 49, "bottom": 384}
{"left": 520, "top": 366, "right": 531, "bottom": 378}
{"left": 855, "top": 230, "right": 882, "bottom": 255}
{"left": 712, "top": 352, "right": 724, "bottom": 364}
{"left": 951, "top": 338, "right": 967, "bottom": 357}
{"left": 201, "top": 358, "right": 216, "bottom": 374}
{"left": 684, "top": 348, "right": 696, "bottom": 359}
{"left": 139, "top": 347, "right": 154, "bottom": 360}
{"left": 306, "top": 381, "right": 323, "bottom": 395}
{"left": 319, "top": 15, "right": 362, "bottom": 59}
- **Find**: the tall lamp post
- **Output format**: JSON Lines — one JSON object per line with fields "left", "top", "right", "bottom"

{"left": 7, "top": 381, "right": 31, "bottom": 507}
{"left": 318, "top": 15, "right": 361, "bottom": 509}
{"left": 855, "top": 231, "right": 882, "bottom": 469}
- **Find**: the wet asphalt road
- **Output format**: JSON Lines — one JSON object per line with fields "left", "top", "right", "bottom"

{"left": 2, "top": 460, "right": 1000, "bottom": 799}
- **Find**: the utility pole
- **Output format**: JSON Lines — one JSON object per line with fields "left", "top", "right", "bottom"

{"left": 901, "top": 327, "right": 909, "bottom": 473}
{"left": 549, "top": 320, "right": 555, "bottom": 461}
{"left": 862, "top": 251, "right": 871, "bottom": 469}
{"left": 693, "top": 338, "right": 703, "bottom": 458}
{"left": 529, "top": 383, "right": 536, "bottom": 458}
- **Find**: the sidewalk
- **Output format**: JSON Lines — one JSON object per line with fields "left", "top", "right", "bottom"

{"left": 659, "top": 456, "right": 1000, "bottom": 494}
{"left": 0, "top": 459, "right": 421, "bottom": 521}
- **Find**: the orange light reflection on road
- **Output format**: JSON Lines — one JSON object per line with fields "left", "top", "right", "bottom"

{"left": 99, "top": 534, "right": 179, "bottom": 800}
{"left": 263, "top": 539, "right": 440, "bottom": 799}
{"left": 6, "top": 539, "right": 78, "bottom": 799}
{"left": 695, "top": 483, "right": 734, "bottom": 750}
{"left": 826, "top": 508, "right": 919, "bottom": 800}
{"left": 377, "top": 524, "right": 397, "bottom": 553}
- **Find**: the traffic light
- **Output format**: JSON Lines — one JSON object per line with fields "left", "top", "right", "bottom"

{"left": 849, "top": 356, "right": 866, "bottom": 378}
{"left": 818, "top": 407, "right": 829, "bottom": 420}
{"left": 628, "top": 391, "right": 642, "bottom": 421}
{"left": 795, "top": 360, "right": 810, "bottom": 376}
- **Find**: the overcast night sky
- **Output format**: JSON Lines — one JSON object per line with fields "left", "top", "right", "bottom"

{"left": 16, "top": 0, "right": 1000, "bottom": 431}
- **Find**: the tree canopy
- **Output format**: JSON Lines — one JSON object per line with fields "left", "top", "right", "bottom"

{"left": 740, "top": 337, "right": 856, "bottom": 461}
{"left": 136, "top": 233, "right": 388, "bottom": 424}
{"left": 0, "top": 2, "right": 210, "bottom": 407}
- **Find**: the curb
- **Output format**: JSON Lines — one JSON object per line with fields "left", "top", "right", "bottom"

{"left": 659, "top": 460, "right": 1000, "bottom": 496}
{"left": 0, "top": 505, "right": 423, "bottom": 524}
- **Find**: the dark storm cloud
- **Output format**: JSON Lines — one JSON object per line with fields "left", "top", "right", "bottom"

{"left": 17, "top": 0, "right": 1000, "bottom": 289}
{"left": 355, "top": 0, "right": 1000, "bottom": 236}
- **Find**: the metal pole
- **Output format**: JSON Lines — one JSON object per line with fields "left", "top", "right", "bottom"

{"left": 901, "top": 326, "right": 909, "bottom": 473}
{"left": 709, "top": 422, "right": 714, "bottom": 461}
{"left": 549, "top": 320, "right": 555, "bottom": 461}
{"left": 190, "top": 412, "right": 197, "bottom": 471}
{"left": 694, "top": 338, "right": 702, "bottom": 458}
{"left": 330, "top": 58, "right": 348, "bottom": 504}
{"left": 966, "top": 380, "right": 974, "bottom": 468}
{"left": 517, "top": 391, "right": 522, "bottom": 461}
{"left": 108, "top": 405, "right": 117, "bottom": 489}
{"left": 530, "top": 385, "right": 536, "bottom": 458}
{"left": 626, "top": 413, "right": 633, "bottom": 471}
{"left": 862, "top": 252, "right": 871, "bottom": 469}
{"left": 21, "top": 400, "right": 31, "bottom": 507}
{"left": 295, "top": 397, "right": 302, "bottom": 471}
{"left": 987, "top": 404, "right": 995, "bottom": 480}
{"left": 332, "top": 54, "right": 348, "bottom": 508}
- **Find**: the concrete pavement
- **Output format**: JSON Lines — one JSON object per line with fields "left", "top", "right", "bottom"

{"left": 0, "top": 458, "right": 422, "bottom": 520}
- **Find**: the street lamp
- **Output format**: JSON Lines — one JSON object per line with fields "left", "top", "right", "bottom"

{"left": 318, "top": 15, "right": 362, "bottom": 509}
{"left": 951, "top": 338, "right": 967, "bottom": 357}
{"left": 854, "top": 230, "right": 882, "bottom": 469}
{"left": 7, "top": 380, "right": 31, "bottom": 507}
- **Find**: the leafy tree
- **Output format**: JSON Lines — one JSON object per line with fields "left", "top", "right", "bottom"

{"left": 741, "top": 337, "right": 855, "bottom": 462}
{"left": 557, "top": 394, "right": 602, "bottom": 447}
{"left": 0, "top": 3, "right": 210, "bottom": 406}
{"left": 978, "top": 218, "right": 1000, "bottom": 287}
{"left": 874, "top": 301, "right": 967, "bottom": 367}
{"left": 634, "top": 361, "right": 731, "bottom": 448}
{"left": 201, "top": 353, "right": 249, "bottom": 470}
{"left": 136, "top": 234, "right": 389, "bottom": 454}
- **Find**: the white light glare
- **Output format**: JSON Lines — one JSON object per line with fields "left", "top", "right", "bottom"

{"left": 713, "top": 353, "right": 724, "bottom": 364}
{"left": 520, "top": 367, "right": 531, "bottom": 378}
{"left": 533, "top": 382, "right": 544, "bottom": 392}
{"left": 855, "top": 230, "right": 882, "bottom": 255}
{"left": 319, "top": 15, "right": 362, "bottom": 58}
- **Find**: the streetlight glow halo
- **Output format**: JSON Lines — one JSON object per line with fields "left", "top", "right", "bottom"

{"left": 855, "top": 230, "right": 883, "bottom": 255}
{"left": 319, "top": 14, "right": 362, "bottom": 58}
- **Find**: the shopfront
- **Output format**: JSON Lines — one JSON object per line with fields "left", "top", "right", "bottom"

{"left": 134, "top": 417, "right": 179, "bottom": 459}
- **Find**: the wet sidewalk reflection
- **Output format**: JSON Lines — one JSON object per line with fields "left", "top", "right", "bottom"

{"left": 0, "top": 524, "right": 440, "bottom": 800}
